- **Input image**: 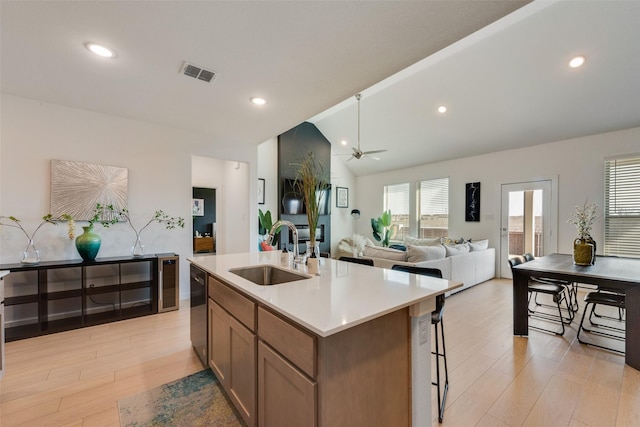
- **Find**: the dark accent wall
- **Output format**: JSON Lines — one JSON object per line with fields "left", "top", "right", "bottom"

{"left": 277, "top": 122, "right": 331, "bottom": 255}
{"left": 192, "top": 187, "right": 216, "bottom": 237}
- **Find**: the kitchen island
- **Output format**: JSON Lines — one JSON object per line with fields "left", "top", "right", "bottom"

{"left": 189, "top": 251, "right": 461, "bottom": 427}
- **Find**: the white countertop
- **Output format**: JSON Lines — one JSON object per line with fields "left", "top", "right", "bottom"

{"left": 188, "top": 251, "right": 462, "bottom": 337}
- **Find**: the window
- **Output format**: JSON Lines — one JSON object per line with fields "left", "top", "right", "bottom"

{"left": 383, "top": 183, "right": 410, "bottom": 242}
{"left": 418, "top": 178, "right": 449, "bottom": 239}
{"left": 604, "top": 156, "right": 640, "bottom": 258}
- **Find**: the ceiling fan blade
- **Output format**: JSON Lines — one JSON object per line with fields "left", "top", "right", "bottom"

{"left": 362, "top": 149, "right": 387, "bottom": 155}
{"left": 369, "top": 156, "right": 381, "bottom": 161}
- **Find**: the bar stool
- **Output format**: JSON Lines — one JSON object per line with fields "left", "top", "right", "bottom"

{"left": 338, "top": 256, "right": 374, "bottom": 266}
{"left": 391, "top": 264, "right": 448, "bottom": 423}
{"left": 577, "top": 290, "right": 626, "bottom": 353}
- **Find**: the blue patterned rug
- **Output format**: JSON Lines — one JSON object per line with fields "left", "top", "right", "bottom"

{"left": 118, "top": 369, "right": 245, "bottom": 426}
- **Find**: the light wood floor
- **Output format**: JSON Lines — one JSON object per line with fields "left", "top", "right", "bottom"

{"left": 1, "top": 279, "right": 638, "bottom": 426}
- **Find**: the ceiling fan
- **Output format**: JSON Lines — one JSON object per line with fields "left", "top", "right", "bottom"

{"left": 346, "top": 93, "right": 387, "bottom": 161}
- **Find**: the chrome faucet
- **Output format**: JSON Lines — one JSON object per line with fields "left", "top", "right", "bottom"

{"left": 266, "top": 220, "right": 303, "bottom": 268}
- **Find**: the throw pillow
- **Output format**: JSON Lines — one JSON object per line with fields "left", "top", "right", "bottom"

{"left": 441, "top": 237, "right": 466, "bottom": 246}
{"left": 444, "top": 242, "right": 470, "bottom": 256}
{"left": 363, "top": 245, "right": 407, "bottom": 261}
{"left": 406, "top": 244, "right": 446, "bottom": 263}
{"left": 403, "top": 236, "right": 442, "bottom": 246}
{"left": 469, "top": 239, "right": 489, "bottom": 251}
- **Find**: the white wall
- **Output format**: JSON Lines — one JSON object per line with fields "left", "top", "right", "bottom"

{"left": 0, "top": 94, "right": 258, "bottom": 299}
{"left": 354, "top": 126, "right": 640, "bottom": 276}
{"left": 330, "top": 150, "right": 357, "bottom": 252}
{"left": 257, "top": 137, "right": 279, "bottom": 240}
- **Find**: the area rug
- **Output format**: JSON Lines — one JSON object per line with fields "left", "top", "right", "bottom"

{"left": 118, "top": 369, "right": 245, "bottom": 427}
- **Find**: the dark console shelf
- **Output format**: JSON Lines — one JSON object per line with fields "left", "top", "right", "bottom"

{"left": 0, "top": 255, "right": 164, "bottom": 342}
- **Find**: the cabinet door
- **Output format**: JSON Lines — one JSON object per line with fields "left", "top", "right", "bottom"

{"left": 229, "top": 316, "right": 256, "bottom": 427}
{"left": 208, "top": 299, "right": 229, "bottom": 386}
{"left": 258, "top": 341, "right": 317, "bottom": 427}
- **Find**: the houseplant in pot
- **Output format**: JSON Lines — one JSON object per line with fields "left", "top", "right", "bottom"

{"left": 568, "top": 201, "right": 599, "bottom": 265}
{"left": 371, "top": 209, "right": 395, "bottom": 247}
{"left": 293, "top": 151, "right": 329, "bottom": 269}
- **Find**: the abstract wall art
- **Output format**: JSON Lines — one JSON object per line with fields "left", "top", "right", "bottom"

{"left": 50, "top": 160, "right": 128, "bottom": 221}
{"left": 465, "top": 182, "right": 481, "bottom": 222}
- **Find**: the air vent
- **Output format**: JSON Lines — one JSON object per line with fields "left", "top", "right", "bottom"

{"left": 181, "top": 61, "right": 216, "bottom": 83}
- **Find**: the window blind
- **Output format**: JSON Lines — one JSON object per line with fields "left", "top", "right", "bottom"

{"left": 419, "top": 178, "right": 449, "bottom": 215}
{"left": 604, "top": 156, "right": 640, "bottom": 258}
{"left": 384, "top": 183, "right": 410, "bottom": 214}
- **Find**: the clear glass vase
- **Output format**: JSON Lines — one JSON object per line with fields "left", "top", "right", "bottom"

{"left": 131, "top": 235, "right": 145, "bottom": 257}
{"left": 21, "top": 239, "right": 40, "bottom": 264}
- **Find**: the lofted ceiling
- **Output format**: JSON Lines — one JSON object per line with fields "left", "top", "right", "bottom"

{"left": 2, "top": 1, "right": 639, "bottom": 177}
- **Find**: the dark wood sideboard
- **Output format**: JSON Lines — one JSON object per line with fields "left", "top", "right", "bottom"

{"left": 1, "top": 255, "right": 162, "bottom": 342}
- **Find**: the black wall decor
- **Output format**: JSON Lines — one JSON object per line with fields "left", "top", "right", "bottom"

{"left": 465, "top": 182, "right": 481, "bottom": 222}
{"left": 278, "top": 122, "right": 331, "bottom": 254}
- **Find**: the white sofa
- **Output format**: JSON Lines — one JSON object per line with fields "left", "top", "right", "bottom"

{"left": 334, "top": 237, "right": 495, "bottom": 294}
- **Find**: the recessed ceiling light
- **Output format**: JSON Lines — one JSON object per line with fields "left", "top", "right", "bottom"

{"left": 251, "top": 97, "right": 267, "bottom": 105}
{"left": 341, "top": 140, "right": 348, "bottom": 146}
{"left": 569, "top": 56, "right": 586, "bottom": 68}
{"left": 85, "top": 43, "right": 116, "bottom": 58}
{"left": 438, "top": 106, "right": 447, "bottom": 114}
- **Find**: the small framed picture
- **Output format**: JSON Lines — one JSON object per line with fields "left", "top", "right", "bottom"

{"left": 336, "top": 187, "right": 348, "bottom": 208}
{"left": 258, "top": 178, "right": 265, "bottom": 204}
{"left": 192, "top": 198, "right": 204, "bottom": 216}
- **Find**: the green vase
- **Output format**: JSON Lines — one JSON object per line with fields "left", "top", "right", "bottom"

{"left": 76, "top": 225, "right": 101, "bottom": 262}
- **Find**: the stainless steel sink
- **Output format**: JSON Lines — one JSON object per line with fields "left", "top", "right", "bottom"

{"left": 229, "top": 265, "right": 310, "bottom": 286}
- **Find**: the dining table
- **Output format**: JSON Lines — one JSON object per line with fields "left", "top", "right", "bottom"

{"left": 512, "top": 253, "right": 640, "bottom": 370}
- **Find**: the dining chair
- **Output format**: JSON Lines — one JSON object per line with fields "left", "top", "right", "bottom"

{"left": 509, "top": 255, "right": 573, "bottom": 335}
{"left": 523, "top": 253, "right": 578, "bottom": 313}
{"left": 577, "top": 289, "right": 626, "bottom": 353}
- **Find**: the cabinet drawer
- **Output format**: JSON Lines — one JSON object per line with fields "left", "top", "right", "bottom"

{"left": 209, "top": 276, "right": 255, "bottom": 331}
{"left": 258, "top": 307, "right": 316, "bottom": 378}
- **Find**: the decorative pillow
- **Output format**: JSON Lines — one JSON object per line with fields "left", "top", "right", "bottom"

{"left": 406, "top": 244, "right": 446, "bottom": 263}
{"left": 363, "top": 245, "right": 407, "bottom": 261}
{"left": 441, "top": 237, "right": 469, "bottom": 246}
{"left": 469, "top": 239, "right": 489, "bottom": 251}
{"left": 403, "top": 236, "right": 442, "bottom": 247}
{"left": 444, "top": 243, "right": 470, "bottom": 256}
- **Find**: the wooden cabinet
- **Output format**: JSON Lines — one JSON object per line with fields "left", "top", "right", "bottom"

{"left": 258, "top": 341, "right": 317, "bottom": 427}
{"left": 207, "top": 274, "right": 410, "bottom": 427}
{"left": 208, "top": 276, "right": 256, "bottom": 427}
{"left": 208, "top": 299, "right": 230, "bottom": 383}
{"left": 1, "top": 256, "right": 160, "bottom": 342}
{"left": 194, "top": 236, "right": 214, "bottom": 253}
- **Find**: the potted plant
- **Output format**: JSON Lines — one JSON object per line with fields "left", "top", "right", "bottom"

{"left": 568, "top": 201, "right": 599, "bottom": 265}
{"left": 292, "top": 151, "right": 329, "bottom": 260}
{"left": 371, "top": 209, "right": 395, "bottom": 247}
{"left": 258, "top": 209, "right": 281, "bottom": 250}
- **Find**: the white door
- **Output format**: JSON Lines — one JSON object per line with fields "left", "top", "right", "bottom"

{"left": 500, "top": 180, "right": 556, "bottom": 278}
